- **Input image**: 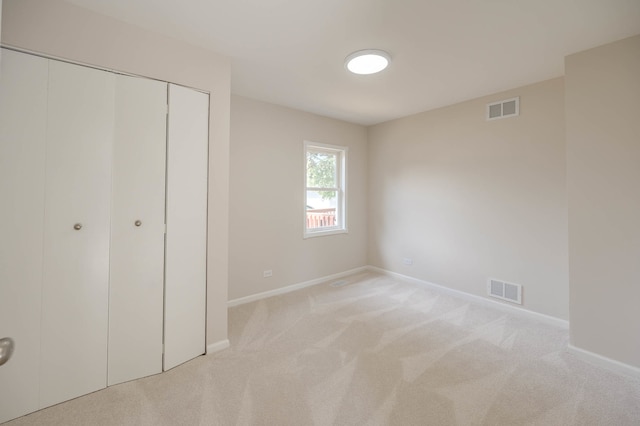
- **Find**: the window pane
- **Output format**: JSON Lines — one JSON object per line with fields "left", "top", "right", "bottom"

{"left": 306, "top": 190, "right": 338, "bottom": 229}
{"left": 307, "top": 151, "right": 336, "bottom": 188}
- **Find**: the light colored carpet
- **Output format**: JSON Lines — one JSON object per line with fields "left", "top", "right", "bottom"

{"left": 5, "top": 272, "right": 640, "bottom": 425}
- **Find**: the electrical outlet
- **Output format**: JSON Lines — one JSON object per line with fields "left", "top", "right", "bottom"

{"left": 402, "top": 258, "right": 413, "bottom": 265}
{"left": 263, "top": 270, "right": 273, "bottom": 278}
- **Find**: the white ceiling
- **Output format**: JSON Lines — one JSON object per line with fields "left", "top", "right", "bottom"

{"left": 66, "top": 0, "right": 640, "bottom": 125}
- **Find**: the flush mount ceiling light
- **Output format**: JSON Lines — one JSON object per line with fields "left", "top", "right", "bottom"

{"left": 345, "top": 49, "right": 391, "bottom": 75}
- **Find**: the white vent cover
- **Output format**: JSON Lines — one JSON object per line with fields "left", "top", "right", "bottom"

{"left": 487, "top": 279, "right": 522, "bottom": 304}
{"left": 486, "top": 97, "right": 520, "bottom": 121}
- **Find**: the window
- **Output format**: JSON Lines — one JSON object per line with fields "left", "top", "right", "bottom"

{"left": 304, "top": 141, "right": 347, "bottom": 238}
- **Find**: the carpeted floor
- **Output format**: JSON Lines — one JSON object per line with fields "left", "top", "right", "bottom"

{"left": 6, "top": 272, "right": 640, "bottom": 425}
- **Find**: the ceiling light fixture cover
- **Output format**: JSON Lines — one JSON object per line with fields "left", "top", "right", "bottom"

{"left": 345, "top": 49, "right": 390, "bottom": 75}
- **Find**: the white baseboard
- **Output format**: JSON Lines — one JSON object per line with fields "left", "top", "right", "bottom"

{"left": 567, "top": 344, "right": 640, "bottom": 379}
{"left": 227, "top": 266, "right": 369, "bottom": 307}
{"left": 206, "top": 339, "right": 230, "bottom": 355}
{"left": 367, "top": 266, "right": 569, "bottom": 329}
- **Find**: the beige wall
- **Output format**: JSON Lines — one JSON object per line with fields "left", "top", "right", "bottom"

{"left": 368, "top": 78, "right": 569, "bottom": 319}
{"left": 566, "top": 35, "right": 640, "bottom": 368}
{"left": 1, "top": 0, "right": 231, "bottom": 346}
{"left": 229, "top": 95, "right": 368, "bottom": 300}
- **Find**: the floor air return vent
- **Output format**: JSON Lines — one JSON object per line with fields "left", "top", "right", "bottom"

{"left": 488, "top": 279, "right": 522, "bottom": 304}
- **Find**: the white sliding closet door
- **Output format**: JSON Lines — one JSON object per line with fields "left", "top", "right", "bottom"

{"left": 40, "top": 60, "right": 115, "bottom": 408}
{"left": 164, "top": 84, "right": 209, "bottom": 370}
{"left": 108, "top": 75, "right": 167, "bottom": 386}
{"left": 0, "top": 49, "right": 48, "bottom": 424}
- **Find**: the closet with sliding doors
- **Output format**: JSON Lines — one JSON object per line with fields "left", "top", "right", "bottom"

{"left": 0, "top": 48, "right": 209, "bottom": 423}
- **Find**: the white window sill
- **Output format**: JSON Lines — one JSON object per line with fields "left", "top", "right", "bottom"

{"left": 303, "top": 228, "right": 348, "bottom": 239}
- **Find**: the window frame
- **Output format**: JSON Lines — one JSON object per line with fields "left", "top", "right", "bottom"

{"left": 303, "top": 140, "right": 348, "bottom": 238}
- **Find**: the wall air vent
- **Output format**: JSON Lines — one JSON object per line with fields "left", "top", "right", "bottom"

{"left": 486, "top": 97, "right": 520, "bottom": 121}
{"left": 487, "top": 279, "right": 522, "bottom": 304}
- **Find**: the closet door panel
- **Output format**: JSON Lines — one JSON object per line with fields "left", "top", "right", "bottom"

{"left": 108, "top": 75, "right": 167, "bottom": 386}
{"left": 40, "top": 60, "right": 114, "bottom": 408}
{"left": 0, "top": 49, "right": 48, "bottom": 424}
{"left": 164, "top": 84, "right": 209, "bottom": 370}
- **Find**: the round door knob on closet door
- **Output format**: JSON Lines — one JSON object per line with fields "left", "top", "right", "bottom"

{"left": 134, "top": 220, "right": 142, "bottom": 227}
{"left": 73, "top": 223, "right": 82, "bottom": 230}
